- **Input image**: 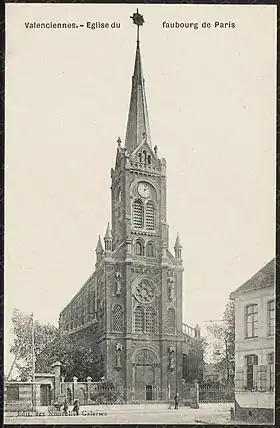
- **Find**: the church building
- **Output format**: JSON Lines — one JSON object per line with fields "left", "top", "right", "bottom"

{"left": 59, "top": 10, "right": 200, "bottom": 402}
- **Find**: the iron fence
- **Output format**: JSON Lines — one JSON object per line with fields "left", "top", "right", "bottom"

{"left": 66, "top": 385, "right": 180, "bottom": 405}
{"left": 199, "top": 386, "right": 234, "bottom": 403}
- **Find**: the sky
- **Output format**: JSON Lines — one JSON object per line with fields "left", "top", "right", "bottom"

{"left": 5, "top": 4, "right": 276, "bottom": 373}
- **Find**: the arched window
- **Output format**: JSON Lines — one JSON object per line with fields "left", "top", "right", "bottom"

{"left": 146, "top": 242, "right": 155, "bottom": 258}
{"left": 245, "top": 304, "right": 258, "bottom": 338}
{"left": 135, "top": 240, "right": 144, "bottom": 256}
{"left": 116, "top": 188, "right": 122, "bottom": 218}
{"left": 147, "top": 155, "right": 151, "bottom": 165}
{"left": 145, "top": 307, "right": 156, "bottom": 333}
{"left": 245, "top": 354, "right": 258, "bottom": 390}
{"left": 73, "top": 306, "right": 77, "bottom": 328}
{"left": 81, "top": 308, "right": 85, "bottom": 325}
{"left": 143, "top": 150, "right": 147, "bottom": 163}
{"left": 138, "top": 152, "right": 142, "bottom": 163}
{"left": 134, "top": 306, "right": 144, "bottom": 333}
{"left": 166, "top": 308, "right": 176, "bottom": 334}
{"left": 113, "top": 305, "right": 123, "bottom": 332}
{"left": 146, "top": 202, "right": 155, "bottom": 230}
{"left": 87, "top": 294, "right": 91, "bottom": 322}
{"left": 92, "top": 291, "right": 96, "bottom": 318}
{"left": 133, "top": 199, "right": 144, "bottom": 229}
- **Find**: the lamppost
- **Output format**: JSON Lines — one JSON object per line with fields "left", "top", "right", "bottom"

{"left": 168, "top": 383, "right": 171, "bottom": 409}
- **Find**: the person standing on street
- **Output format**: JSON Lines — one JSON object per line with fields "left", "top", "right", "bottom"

{"left": 72, "top": 398, "right": 80, "bottom": 415}
{"left": 62, "top": 398, "right": 68, "bottom": 416}
{"left": 174, "top": 392, "right": 179, "bottom": 410}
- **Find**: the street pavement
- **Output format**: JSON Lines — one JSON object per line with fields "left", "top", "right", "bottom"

{"left": 5, "top": 403, "right": 235, "bottom": 424}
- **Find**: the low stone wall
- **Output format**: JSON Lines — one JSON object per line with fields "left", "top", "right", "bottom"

{"left": 4, "top": 382, "right": 41, "bottom": 411}
{"left": 234, "top": 391, "right": 274, "bottom": 423}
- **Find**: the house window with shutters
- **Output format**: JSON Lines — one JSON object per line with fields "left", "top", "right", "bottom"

{"left": 267, "top": 353, "right": 275, "bottom": 391}
{"left": 166, "top": 308, "right": 176, "bottom": 334}
{"left": 134, "top": 306, "right": 145, "bottom": 333}
{"left": 112, "top": 305, "right": 123, "bottom": 332}
{"left": 145, "top": 307, "right": 156, "bottom": 333}
{"left": 146, "top": 202, "right": 155, "bottom": 230}
{"left": 133, "top": 200, "right": 144, "bottom": 229}
{"left": 267, "top": 300, "right": 275, "bottom": 336}
{"left": 245, "top": 354, "right": 258, "bottom": 390}
{"left": 245, "top": 304, "right": 258, "bottom": 338}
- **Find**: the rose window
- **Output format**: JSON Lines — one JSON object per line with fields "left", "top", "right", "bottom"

{"left": 134, "top": 280, "right": 155, "bottom": 303}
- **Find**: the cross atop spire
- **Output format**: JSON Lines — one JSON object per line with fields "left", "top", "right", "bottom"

{"left": 125, "top": 10, "right": 151, "bottom": 152}
{"left": 130, "top": 8, "right": 145, "bottom": 44}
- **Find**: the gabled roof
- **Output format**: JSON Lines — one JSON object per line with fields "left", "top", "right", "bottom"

{"left": 166, "top": 249, "right": 175, "bottom": 262}
{"left": 231, "top": 258, "right": 275, "bottom": 298}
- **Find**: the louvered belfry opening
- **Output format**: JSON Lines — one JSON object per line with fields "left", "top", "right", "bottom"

{"left": 133, "top": 200, "right": 144, "bottom": 228}
{"left": 146, "top": 202, "right": 155, "bottom": 230}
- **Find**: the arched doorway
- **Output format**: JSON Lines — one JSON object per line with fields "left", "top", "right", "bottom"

{"left": 133, "top": 348, "right": 158, "bottom": 402}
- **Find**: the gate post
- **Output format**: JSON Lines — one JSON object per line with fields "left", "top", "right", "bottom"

{"left": 61, "top": 376, "right": 65, "bottom": 398}
{"left": 190, "top": 380, "right": 199, "bottom": 409}
{"left": 52, "top": 361, "right": 62, "bottom": 403}
{"left": 86, "top": 377, "right": 92, "bottom": 404}
{"left": 73, "top": 376, "right": 78, "bottom": 400}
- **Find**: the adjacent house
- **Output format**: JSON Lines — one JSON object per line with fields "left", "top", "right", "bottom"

{"left": 230, "top": 258, "right": 275, "bottom": 423}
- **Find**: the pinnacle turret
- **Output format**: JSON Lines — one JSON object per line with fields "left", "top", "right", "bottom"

{"left": 95, "top": 235, "right": 103, "bottom": 266}
{"left": 174, "top": 233, "right": 182, "bottom": 249}
{"left": 174, "top": 233, "right": 182, "bottom": 260}
{"left": 104, "top": 222, "right": 113, "bottom": 253}
{"left": 95, "top": 235, "right": 103, "bottom": 253}
{"left": 104, "top": 222, "right": 112, "bottom": 240}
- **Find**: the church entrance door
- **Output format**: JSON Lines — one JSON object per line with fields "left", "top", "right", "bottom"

{"left": 134, "top": 365, "right": 154, "bottom": 402}
{"left": 146, "top": 385, "right": 152, "bottom": 401}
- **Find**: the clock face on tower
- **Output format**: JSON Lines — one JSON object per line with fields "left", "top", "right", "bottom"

{"left": 138, "top": 182, "right": 151, "bottom": 198}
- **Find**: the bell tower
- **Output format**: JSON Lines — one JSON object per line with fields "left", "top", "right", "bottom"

{"left": 106, "top": 9, "right": 184, "bottom": 402}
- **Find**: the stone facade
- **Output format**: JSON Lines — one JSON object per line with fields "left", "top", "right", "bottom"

{"left": 231, "top": 258, "right": 275, "bottom": 422}
{"left": 59, "top": 31, "right": 199, "bottom": 402}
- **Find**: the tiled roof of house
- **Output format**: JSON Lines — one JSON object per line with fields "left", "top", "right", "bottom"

{"left": 230, "top": 258, "right": 275, "bottom": 298}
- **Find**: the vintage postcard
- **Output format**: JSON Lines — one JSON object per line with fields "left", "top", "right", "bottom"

{"left": 4, "top": 3, "right": 276, "bottom": 425}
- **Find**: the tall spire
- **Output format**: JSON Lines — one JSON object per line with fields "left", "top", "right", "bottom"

{"left": 125, "top": 9, "right": 151, "bottom": 152}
